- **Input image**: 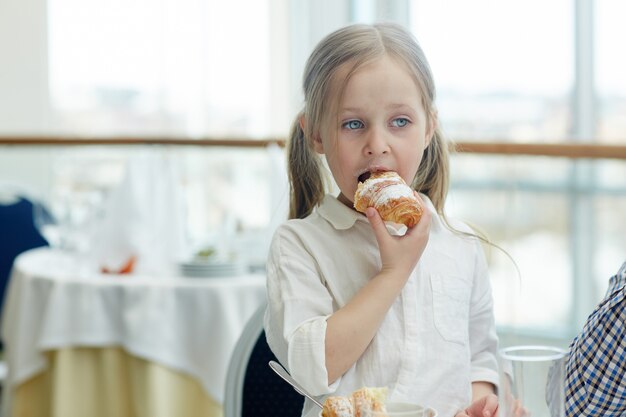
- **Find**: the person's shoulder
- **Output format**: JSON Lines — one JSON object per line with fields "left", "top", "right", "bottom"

{"left": 270, "top": 211, "right": 328, "bottom": 243}
{"left": 443, "top": 216, "right": 476, "bottom": 235}
{"left": 275, "top": 211, "right": 325, "bottom": 231}
{"left": 419, "top": 193, "right": 476, "bottom": 236}
{"left": 615, "top": 261, "right": 626, "bottom": 285}
{"left": 432, "top": 211, "right": 481, "bottom": 241}
{"left": 268, "top": 212, "right": 334, "bottom": 263}
{"left": 428, "top": 211, "right": 488, "bottom": 262}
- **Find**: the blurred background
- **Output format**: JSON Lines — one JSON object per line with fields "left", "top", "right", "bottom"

{"left": 1, "top": 0, "right": 625, "bottom": 360}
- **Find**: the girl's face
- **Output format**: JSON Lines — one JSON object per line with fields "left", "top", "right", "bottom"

{"left": 313, "top": 54, "right": 435, "bottom": 209}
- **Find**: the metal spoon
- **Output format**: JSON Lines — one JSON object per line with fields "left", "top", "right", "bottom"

{"left": 268, "top": 360, "right": 324, "bottom": 409}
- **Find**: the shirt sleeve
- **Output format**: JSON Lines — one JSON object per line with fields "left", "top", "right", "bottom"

{"left": 264, "top": 223, "right": 341, "bottom": 396}
{"left": 467, "top": 240, "right": 500, "bottom": 389}
{"left": 564, "top": 266, "right": 626, "bottom": 416}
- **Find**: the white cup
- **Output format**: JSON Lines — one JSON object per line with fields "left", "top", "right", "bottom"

{"left": 498, "top": 345, "right": 567, "bottom": 417}
{"left": 361, "top": 402, "right": 438, "bottom": 417}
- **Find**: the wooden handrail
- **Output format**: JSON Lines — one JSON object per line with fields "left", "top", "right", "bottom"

{"left": 452, "top": 142, "right": 626, "bottom": 160}
{"left": 0, "top": 136, "right": 285, "bottom": 147}
{"left": 1, "top": 136, "right": 626, "bottom": 160}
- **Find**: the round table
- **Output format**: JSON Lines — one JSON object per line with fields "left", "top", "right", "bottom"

{"left": 0, "top": 248, "right": 266, "bottom": 417}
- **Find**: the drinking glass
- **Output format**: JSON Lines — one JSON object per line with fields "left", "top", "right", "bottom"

{"left": 32, "top": 198, "right": 64, "bottom": 249}
{"left": 498, "top": 345, "right": 567, "bottom": 417}
{"left": 33, "top": 185, "right": 105, "bottom": 276}
{"left": 361, "top": 403, "right": 438, "bottom": 417}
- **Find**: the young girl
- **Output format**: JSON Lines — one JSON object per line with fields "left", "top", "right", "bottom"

{"left": 264, "top": 22, "right": 499, "bottom": 417}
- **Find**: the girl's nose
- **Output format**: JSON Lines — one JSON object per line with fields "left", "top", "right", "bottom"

{"left": 364, "top": 129, "right": 390, "bottom": 155}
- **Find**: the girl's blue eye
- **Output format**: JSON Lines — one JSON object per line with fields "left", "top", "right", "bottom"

{"left": 344, "top": 120, "right": 364, "bottom": 130}
{"left": 391, "top": 118, "right": 409, "bottom": 128}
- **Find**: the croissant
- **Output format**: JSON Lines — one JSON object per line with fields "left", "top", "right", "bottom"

{"left": 351, "top": 387, "right": 388, "bottom": 417}
{"left": 322, "top": 387, "right": 388, "bottom": 417}
{"left": 354, "top": 171, "right": 423, "bottom": 228}
{"left": 322, "top": 395, "right": 354, "bottom": 417}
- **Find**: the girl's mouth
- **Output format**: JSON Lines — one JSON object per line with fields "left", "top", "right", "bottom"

{"left": 358, "top": 172, "right": 371, "bottom": 183}
{"left": 358, "top": 168, "right": 389, "bottom": 183}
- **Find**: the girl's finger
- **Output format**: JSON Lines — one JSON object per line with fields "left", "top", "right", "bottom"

{"left": 404, "top": 195, "right": 431, "bottom": 237}
{"left": 484, "top": 394, "right": 499, "bottom": 413}
{"left": 365, "top": 207, "right": 389, "bottom": 246}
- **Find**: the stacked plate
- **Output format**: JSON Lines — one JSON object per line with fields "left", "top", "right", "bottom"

{"left": 179, "top": 260, "right": 246, "bottom": 278}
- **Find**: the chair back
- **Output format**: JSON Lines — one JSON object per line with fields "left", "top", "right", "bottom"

{"left": 0, "top": 196, "right": 49, "bottom": 314}
{"left": 224, "top": 304, "right": 304, "bottom": 417}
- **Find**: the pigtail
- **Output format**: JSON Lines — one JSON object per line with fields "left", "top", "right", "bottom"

{"left": 412, "top": 126, "right": 449, "bottom": 214}
{"left": 287, "top": 115, "right": 325, "bottom": 219}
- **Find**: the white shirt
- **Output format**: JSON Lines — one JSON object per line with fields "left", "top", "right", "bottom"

{"left": 264, "top": 194, "right": 499, "bottom": 417}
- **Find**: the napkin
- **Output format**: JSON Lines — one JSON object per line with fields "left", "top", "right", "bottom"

{"left": 385, "top": 221, "right": 408, "bottom": 236}
{"left": 92, "top": 149, "right": 187, "bottom": 275}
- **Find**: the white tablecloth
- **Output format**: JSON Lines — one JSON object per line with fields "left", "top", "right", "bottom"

{"left": 1, "top": 248, "right": 266, "bottom": 412}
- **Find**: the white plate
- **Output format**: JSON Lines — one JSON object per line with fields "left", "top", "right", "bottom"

{"left": 178, "top": 261, "right": 246, "bottom": 277}
{"left": 317, "top": 402, "right": 437, "bottom": 417}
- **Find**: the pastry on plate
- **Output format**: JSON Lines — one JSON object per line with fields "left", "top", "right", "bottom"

{"left": 322, "top": 395, "right": 354, "bottom": 417}
{"left": 322, "top": 387, "right": 388, "bottom": 417}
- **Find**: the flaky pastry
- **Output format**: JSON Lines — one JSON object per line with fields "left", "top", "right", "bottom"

{"left": 322, "top": 387, "right": 388, "bottom": 417}
{"left": 322, "top": 395, "right": 354, "bottom": 417}
{"left": 354, "top": 171, "right": 423, "bottom": 228}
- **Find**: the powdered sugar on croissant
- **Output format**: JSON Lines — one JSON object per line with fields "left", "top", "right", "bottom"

{"left": 322, "top": 387, "right": 388, "bottom": 417}
{"left": 322, "top": 395, "right": 354, "bottom": 417}
{"left": 354, "top": 171, "right": 423, "bottom": 228}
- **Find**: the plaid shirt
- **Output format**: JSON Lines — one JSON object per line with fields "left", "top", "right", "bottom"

{"left": 564, "top": 262, "right": 626, "bottom": 416}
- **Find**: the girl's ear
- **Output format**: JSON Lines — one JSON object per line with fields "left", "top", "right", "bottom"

{"left": 298, "top": 114, "right": 306, "bottom": 131}
{"left": 312, "top": 133, "right": 324, "bottom": 154}
{"left": 425, "top": 110, "right": 438, "bottom": 148}
{"left": 301, "top": 115, "right": 325, "bottom": 154}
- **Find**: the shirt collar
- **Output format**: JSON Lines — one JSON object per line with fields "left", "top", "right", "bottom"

{"left": 316, "top": 194, "right": 362, "bottom": 230}
{"left": 316, "top": 193, "right": 439, "bottom": 231}
{"left": 606, "top": 261, "right": 626, "bottom": 296}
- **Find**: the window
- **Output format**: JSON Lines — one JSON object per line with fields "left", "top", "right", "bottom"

{"left": 411, "top": 0, "right": 573, "bottom": 142}
{"left": 403, "top": 0, "right": 626, "bottom": 338}
{"left": 596, "top": 0, "right": 626, "bottom": 142}
{"left": 3, "top": 0, "right": 624, "bottom": 339}
{"left": 48, "top": 0, "right": 276, "bottom": 137}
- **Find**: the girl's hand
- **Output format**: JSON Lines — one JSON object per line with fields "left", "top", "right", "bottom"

{"left": 325, "top": 194, "right": 431, "bottom": 383}
{"left": 455, "top": 393, "right": 499, "bottom": 417}
{"left": 503, "top": 398, "right": 530, "bottom": 417}
{"left": 365, "top": 193, "right": 431, "bottom": 279}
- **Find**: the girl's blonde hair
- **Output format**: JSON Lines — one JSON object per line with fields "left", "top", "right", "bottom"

{"left": 288, "top": 22, "right": 449, "bottom": 220}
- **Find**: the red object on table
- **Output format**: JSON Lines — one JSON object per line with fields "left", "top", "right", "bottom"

{"left": 101, "top": 255, "right": 136, "bottom": 274}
